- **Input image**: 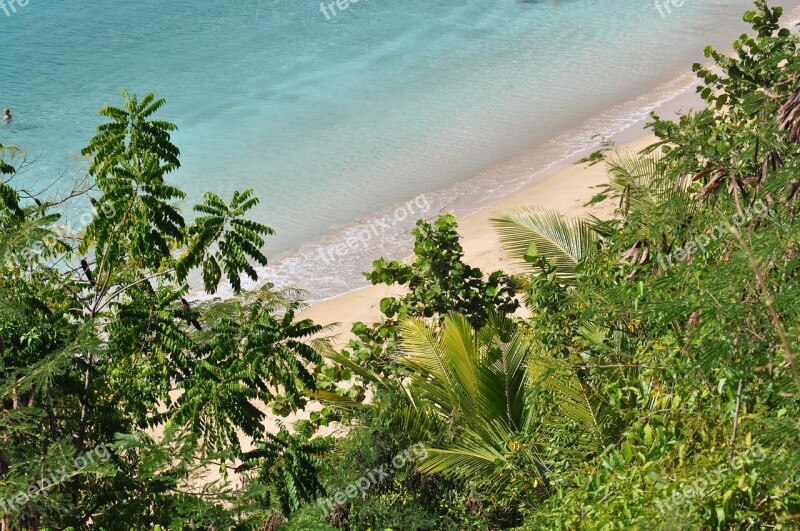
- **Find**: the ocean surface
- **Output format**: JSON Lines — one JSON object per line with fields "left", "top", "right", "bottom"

{"left": 2, "top": 0, "right": 799, "bottom": 300}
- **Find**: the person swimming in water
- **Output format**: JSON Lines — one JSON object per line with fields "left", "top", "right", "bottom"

{"left": 1, "top": 108, "right": 10, "bottom": 123}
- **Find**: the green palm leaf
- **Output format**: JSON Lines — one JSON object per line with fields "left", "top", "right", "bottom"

{"left": 492, "top": 207, "right": 599, "bottom": 283}
{"left": 393, "top": 313, "right": 598, "bottom": 487}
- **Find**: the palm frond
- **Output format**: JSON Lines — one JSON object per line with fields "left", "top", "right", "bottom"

{"left": 528, "top": 356, "right": 598, "bottom": 432}
{"left": 395, "top": 313, "right": 600, "bottom": 486}
{"left": 492, "top": 207, "right": 599, "bottom": 282}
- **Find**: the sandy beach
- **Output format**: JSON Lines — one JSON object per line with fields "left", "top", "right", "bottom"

{"left": 192, "top": 93, "right": 693, "bottom": 488}
{"left": 186, "top": 129, "right": 660, "bottom": 488}
{"left": 298, "top": 133, "right": 657, "bottom": 343}
{"left": 296, "top": 71, "right": 709, "bottom": 340}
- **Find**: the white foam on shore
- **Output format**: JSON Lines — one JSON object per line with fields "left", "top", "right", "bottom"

{"left": 191, "top": 69, "right": 702, "bottom": 304}
{"left": 191, "top": 4, "right": 800, "bottom": 305}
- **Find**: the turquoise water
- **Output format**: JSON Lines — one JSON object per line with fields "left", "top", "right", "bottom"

{"left": 2, "top": 0, "right": 798, "bottom": 299}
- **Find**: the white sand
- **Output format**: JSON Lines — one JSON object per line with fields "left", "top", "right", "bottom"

{"left": 299, "top": 135, "right": 658, "bottom": 342}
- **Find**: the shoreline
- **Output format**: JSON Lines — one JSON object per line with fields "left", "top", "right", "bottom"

{"left": 199, "top": 3, "right": 800, "bottom": 309}
{"left": 281, "top": 3, "right": 800, "bottom": 308}
{"left": 296, "top": 0, "right": 800, "bottom": 327}
{"left": 298, "top": 133, "right": 659, "bottom": 342}
{"left": 236, "top": 71, "right": 702, "bottom": 306}
{"left": 296, "top": 85, "right": 705, "bottom": 338}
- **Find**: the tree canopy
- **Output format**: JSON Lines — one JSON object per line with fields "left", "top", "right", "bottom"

{"left": 2, "top": 2, "right": 800, "bottom": 529}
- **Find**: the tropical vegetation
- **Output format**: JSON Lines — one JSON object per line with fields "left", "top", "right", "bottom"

{"left": 2, "top": 2, "right": 800, "bottom": 529}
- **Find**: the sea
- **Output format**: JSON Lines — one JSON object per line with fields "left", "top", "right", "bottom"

{"left": 2, "top": 0, "right": 798, "bottom": 301}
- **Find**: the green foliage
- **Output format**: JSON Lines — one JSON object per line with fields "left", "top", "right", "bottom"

{"left": 79, "top": 91, "right": 186, "bottom": 273}
{"left": 308, "top": 4, "right": 800, "bottom": 529}
{"left": 239, "top": 424, "right": 333, "bottom": 517}
{"left": 0, "top": 93, "right": 334, "bottom": 529}
{"left": 310, "top": 388, "right": 492, "bottom": 530}
{"left": 366, "top": 214, "right": 520, "bottom": 327}
{"left": 517, "top": 4, "right": 800, "bottom": 527}
{"left": 396, "top": 313, "right": 599, "bottom": 496}
{"left": 344, "top": 214, "right": 521, "bottom": 381}
{"left": 0, "top": 145, "right": 22, "bottom": 218}
{"left": 181, "top": 189, "right": 273, "bottom": 294}
{"left": 492, "top": 206, "right": 600, "bottom": 283}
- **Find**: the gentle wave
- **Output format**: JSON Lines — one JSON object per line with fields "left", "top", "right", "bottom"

{"left": 196, "top": 69, "right": 701, "bottom": 303}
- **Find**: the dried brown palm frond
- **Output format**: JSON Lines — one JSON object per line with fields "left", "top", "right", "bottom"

{"left": 620, "top": 238, "right": 650, "bottom": 266}
{"left": 779, "top": 89, "right": 800, "bottom": 143}
{"left": 693, "top": 167, "right": 748, "bottom": 217}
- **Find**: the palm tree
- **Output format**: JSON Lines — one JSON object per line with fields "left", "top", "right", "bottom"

{"left": 492, "top": 207, "right": 599, "bottom": 283}
{"left": 491, "top": 150, "right": 687, "bottom": 281}
{"left": 320, "top": 313, "right": 600, "bottom": 492}
{"left": 395, "top": 313, "right": 599, "bottom": 491}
